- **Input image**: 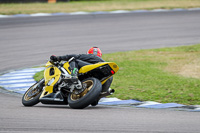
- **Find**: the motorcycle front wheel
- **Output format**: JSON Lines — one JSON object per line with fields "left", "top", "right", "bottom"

{"left": 68, "top": 77, "right": 102, "bottom": 109}
{"left": 22, "top": 79, "right": 44, "bottom": 106}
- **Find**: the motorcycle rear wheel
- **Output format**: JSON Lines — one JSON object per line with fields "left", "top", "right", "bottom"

{"left": 22, "top": 79, "right": 44, "bottom": 106}
{"left": 68, "top": 77, "right": 102, "bottom": 109}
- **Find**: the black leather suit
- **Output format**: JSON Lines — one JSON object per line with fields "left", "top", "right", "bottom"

{"left": 58, "top": 54, "right": 113, "bottom": 92}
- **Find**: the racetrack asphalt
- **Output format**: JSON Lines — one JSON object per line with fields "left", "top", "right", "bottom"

{"left": 0, "top": 10, "right": 200, "bottom": 73}
{"left": 0, "top": 10, "right": 200, "bottom": 133}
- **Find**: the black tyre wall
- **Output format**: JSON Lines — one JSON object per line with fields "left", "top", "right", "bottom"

{"left": 102, "top": 76, "right": 113, "bottom": 92}
{"left": 68, "top": 77, "right": 102, "bottom": 109}
{"left": 22, "top": 79, "right": 44, "bottom": 106}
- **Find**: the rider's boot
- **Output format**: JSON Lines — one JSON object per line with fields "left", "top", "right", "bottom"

{"left": 70, "top": 68, "right": 79, "bottom": 84}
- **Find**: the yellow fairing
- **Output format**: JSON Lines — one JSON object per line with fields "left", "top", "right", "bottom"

{"left": 45, "top": 61, "right": 53, "bottom": 67}
{"left": 63, "top": 62, "right": 71, "bottom": 74}
{"left": 79, "top": 62, "right": 119, "bottom": 74}
{"left": 107, "top": 62, "right": 119, "bottom": 73}
{"left": 79, "top": 62, "right": 119, "bottom": 84}
{"left": 39, "top": 62, "right": 62, "bottom": 99}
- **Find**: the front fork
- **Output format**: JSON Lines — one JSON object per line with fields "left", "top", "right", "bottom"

{"left": 27, "top": 78, "right": 44, "bottom": 97}
{"left": 37, "top": 78, "right": 45, "bottom": 89}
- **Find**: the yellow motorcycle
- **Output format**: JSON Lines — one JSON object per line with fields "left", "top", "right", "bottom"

{"left": 22, "top": 58, "right": 119, "bottom": 109}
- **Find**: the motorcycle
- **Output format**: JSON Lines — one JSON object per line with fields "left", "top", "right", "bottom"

{"left": 22, "top": 58, "right": 119, "bottom": 109}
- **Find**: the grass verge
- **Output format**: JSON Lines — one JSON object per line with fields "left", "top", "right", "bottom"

{"left": 104, "top": 44, "right": 200, "bottom": 105}
{"left": 0, "top": 0, "right": 200, "bottom": 15}
{"left": 34, "top": 44, "right": 200, "bottom": 105}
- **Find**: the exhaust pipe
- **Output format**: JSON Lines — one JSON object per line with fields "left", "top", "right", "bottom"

{"left": 40, "top": 91, "right": 67, "bottom": 105}
{"left": 98, "top": 88, "right": 115, "bottom": 100}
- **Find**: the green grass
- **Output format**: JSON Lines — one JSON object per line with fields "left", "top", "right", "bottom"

{"left": 1, "top": 0, "right": 200, "bottom": 15}
{"left": 33, "top": 70, "right": 44, "bottom": 81}
{"left": 34, "top": 44, "right": 200, "bottom": 105}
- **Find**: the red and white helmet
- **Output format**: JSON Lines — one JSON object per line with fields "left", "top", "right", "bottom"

{"left": 87, "top": 47, "right": 102, "bottom": 57}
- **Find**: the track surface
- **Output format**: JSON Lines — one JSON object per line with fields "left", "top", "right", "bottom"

{"left": 0, "top": 10, "right": 200, "bottom": 133}
{"left": 0, "top": 10, "right": 200, "bottom": 72}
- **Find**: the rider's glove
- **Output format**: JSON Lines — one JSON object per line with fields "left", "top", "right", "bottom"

{"left": 50, "top": 55, "right": 60, "bottom": 62}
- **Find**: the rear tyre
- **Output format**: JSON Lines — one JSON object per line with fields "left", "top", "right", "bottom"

{"left": 68, "top": 77, "right": 102, "bottom": 109}
{"left": 102, "top": 76, "right": 113, "bottom": 92}
{"left": 22, "top": 79, "right": 44, "bottom": 106}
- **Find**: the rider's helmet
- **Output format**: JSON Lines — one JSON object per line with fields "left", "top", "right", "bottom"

{"left": 87, "top": 47, "right": 102, "bottom": 57}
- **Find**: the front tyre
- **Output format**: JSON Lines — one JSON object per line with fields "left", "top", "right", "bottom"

{"left": 68, "top": 77, "right": 102, "bottom": 109}
{"left": 22, "top": 79, "right": 44, "bottom": 106}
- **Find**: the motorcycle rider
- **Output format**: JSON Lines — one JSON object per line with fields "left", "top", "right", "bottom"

{"left": 50, "top": 47, "right": 113, "bottom": 93}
